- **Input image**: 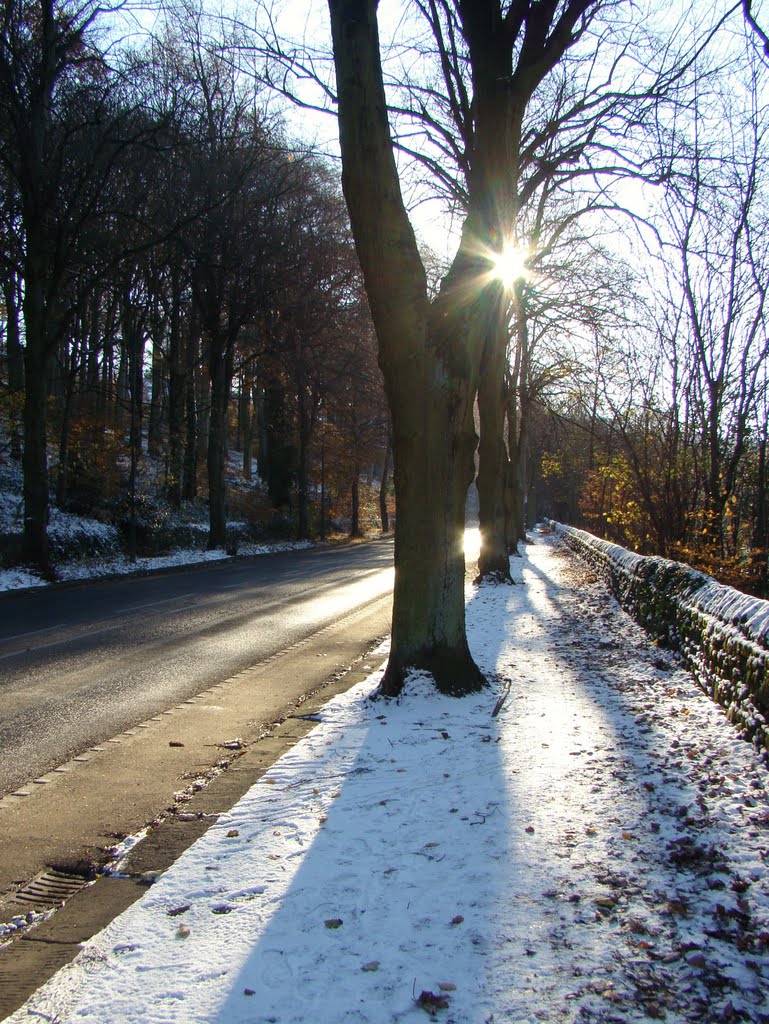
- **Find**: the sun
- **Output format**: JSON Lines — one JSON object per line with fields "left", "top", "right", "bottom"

{"left": 490, "top": 242, "right": 530, "bottom": 288}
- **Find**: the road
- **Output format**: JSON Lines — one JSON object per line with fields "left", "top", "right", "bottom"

{"left": 0, "top": 540, "right": 394, "bottom": 798}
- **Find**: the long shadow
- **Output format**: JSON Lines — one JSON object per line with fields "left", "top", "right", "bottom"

{"left": 202, "top": 669, "right": 514, "bottom": 1024}
{"left": 58, "top": 533, "right": 769, "bottom": 1023}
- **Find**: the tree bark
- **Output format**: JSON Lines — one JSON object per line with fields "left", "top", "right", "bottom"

{"left": 206, "top": 337, "right": 233, "bottom": 549}
{"left": 182, "top": 323, "right": 200, "bottom": 501}
{"left": 329, "top": 0, "right": 484, "bottom": 697}
{"left": 296, "top": 335, "right": 310, "bottom": 539}
{"left": 476, "top": 298, "right": 514, "bottom": 582}
{"left": 147, "top": 333, "right": 165, "bottom": 457}
{"left": 21, "top": 236, "right": 52, "bottom": 572}
{"left": 379, "top": 439, "right": 391, "bottom": 533}
{"left": 350, "top": 474, "right": 360, "bottom": 537}
{"left": 2, "top": 273, "right": 24, "bottom": 460}
{"left": 167, "top": 273, "right": 185, "bottom": 506}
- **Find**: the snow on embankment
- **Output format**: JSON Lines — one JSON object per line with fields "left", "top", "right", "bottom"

{"left": 551, "top": 522, "right": 769, "bottom": 758}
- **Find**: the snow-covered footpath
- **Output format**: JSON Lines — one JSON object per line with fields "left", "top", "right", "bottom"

{"left": 7, "top": 533, "right": 769, "bottom": 1024}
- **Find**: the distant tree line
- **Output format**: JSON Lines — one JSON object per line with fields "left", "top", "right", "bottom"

{"left": 0, "top": 0, "right": 389, "bottom": 572}
{"left": 530, "top": 42, "right": 769, "bottom": 595}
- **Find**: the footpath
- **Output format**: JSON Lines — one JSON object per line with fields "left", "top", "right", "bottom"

{"left": 3, "top": 532, "right": 769, "bottom": 1024}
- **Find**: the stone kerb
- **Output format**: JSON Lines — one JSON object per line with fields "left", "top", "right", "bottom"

{"left": 549, "top": 522, "right": 769, "bottom": 759}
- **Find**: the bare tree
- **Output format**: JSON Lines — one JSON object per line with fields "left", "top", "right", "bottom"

{"left": 0, "top": 0, "right": 162, "bottom": 570}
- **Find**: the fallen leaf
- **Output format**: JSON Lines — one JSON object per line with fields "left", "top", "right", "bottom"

{"left": 324, "top": 918, "right": 343, "bottom": 929}
{"left": 594, "top": 896, "right": 617, "bottom": 911}
{"left": 176, "top": 925, "right": 190, "bottom": 939}
{"left": 416, "top": 990, "right": 450, "bottom": 1013}
{"left": 450, "top": 914, "right": 464, "bottom": 925}
{"left": 666, "top": 898, "right": 689, "bottom": 917}
{"left": 438, "top": 982, "right": 456, "bottom": 992}
{"left": 167, "top": 905, "right": 191, "bottom": 917}
{"left": 226, "top": 829, "right": 239, "bottom": 838}
{"left": 361, "top": 961, "right": 380, "bottom": 972}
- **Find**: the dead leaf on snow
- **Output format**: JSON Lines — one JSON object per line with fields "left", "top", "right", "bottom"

{"left": 416, "top": 990, "right": 450, "bottom": 1013}
{"left": 324, "top": 918, "right": 343, "bottom": 929}
{"left": 167, "top": 905, "right": 191, "bottom": 917}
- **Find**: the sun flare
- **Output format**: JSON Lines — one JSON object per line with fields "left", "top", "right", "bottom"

{"left": 490, "top": 242, "right": 530, "bottom": 288}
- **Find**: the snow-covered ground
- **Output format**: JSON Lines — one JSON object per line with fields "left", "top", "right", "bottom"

{"left": 0, "top": 539, "right": 315, "bottom": 592}
{"left": 0, "top": 452, "right": 312, "bottom": 592}
{"left": 7, "top": 533, "right": 769, "bottom": 1024}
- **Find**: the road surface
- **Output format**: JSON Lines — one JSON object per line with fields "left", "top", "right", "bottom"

{"left": 0, "top": 540, "right": 394, "bottom": 797}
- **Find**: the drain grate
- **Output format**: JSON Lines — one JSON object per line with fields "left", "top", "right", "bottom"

{"left": 9, "top": 869, "right": 90, "bottom": 911}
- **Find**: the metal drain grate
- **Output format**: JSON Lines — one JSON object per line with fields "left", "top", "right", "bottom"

{"left": 9, "top": 869, "right": 90, "bottom": 910}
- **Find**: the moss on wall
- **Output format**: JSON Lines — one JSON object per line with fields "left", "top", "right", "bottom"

{"left": 551, "top": 522, "right": 769, "bottom": 759}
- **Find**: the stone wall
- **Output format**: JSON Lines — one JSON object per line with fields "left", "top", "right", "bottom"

{"left": 551, "top": 522, "right": 769, "bottom": 758}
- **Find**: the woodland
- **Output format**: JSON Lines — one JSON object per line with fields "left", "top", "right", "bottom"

{"left": 1, "top": 0, "right": 769, "bottom": 689}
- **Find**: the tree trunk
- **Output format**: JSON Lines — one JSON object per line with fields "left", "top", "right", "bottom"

{"left": 296, "top": 338, "right": 310, "bottom": 539}
{"left": 263, "top": 376, "right": 294, "bottom": 508}
{"left": 240, "top": 376, "right": 253, "bottom": 481}
{"left": 379, "top": 439, "right": 391, "bottom": 533}
{"left": 384, "top": 337, "right": 482, "bottom": 695}
{"left": 147, "top": 334, "right": 165, "bottom": 457}
{"left": 167, "top": 274, "right": 185, "bottom": 506}
{"left": 351, "top": 474, "right": 360, "bottom": 537}
{"left": 476, "top": 295, "right": 513, "bottom": 582}
{"left": 3, "top": 273, "right": 24, "bottom": 459}
{"left": 183, "top": 323, "right": 199, "bottom": 501}
{"left": 320, "top": 437, "right": 327, "bottom": 540}
{"left": 21, "top": 248, "right": 51, "bottom": 572}
{"left": 55, "top": 374, "right": 75, "bottom": 508}
{"left": 754, "top": 426, "right": 768, "bottom": 551}
{"left": 329, "top": 0, "right": 484, "bottom": 697}
{"left": 206, "top": 338, "right": 232, "bottom": 549}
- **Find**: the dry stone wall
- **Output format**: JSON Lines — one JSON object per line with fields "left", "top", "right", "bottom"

{"left": 551, "top": 522, "right": 769, "bottom": 759}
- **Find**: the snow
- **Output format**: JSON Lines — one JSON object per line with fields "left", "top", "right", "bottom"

{"left": 554, "top": 522, "right": 769, "bottom": 647}
{"left": 553, "top": 521, "right": 769, "bottom": 756}
{"left": 6, "top": 532, "right": 769, "bottom": 1023}
{"left": 0, "top": 540, "right": 315, "bottom": 592}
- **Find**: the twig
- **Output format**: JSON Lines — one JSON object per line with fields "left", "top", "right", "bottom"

{"left": 491, "top": 680, "right": 512, "bottom": 718}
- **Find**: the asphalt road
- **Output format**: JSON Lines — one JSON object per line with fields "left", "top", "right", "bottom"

{"left": 0, "top": 540, "right": 394, "bottom": 798}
